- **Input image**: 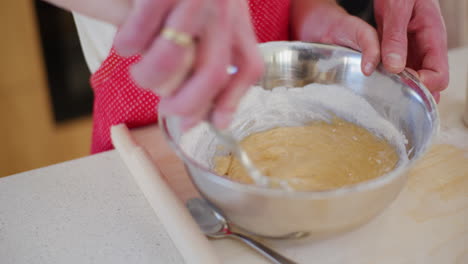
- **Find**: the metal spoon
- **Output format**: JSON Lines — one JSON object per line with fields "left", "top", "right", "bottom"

{"left": 206, "top": 66, "right": 267, "bottom": 186}
{"left": 206, "top": 124, "right": 268, "bottom": 187}
{"left": 187, "top": 198, "right": 298, "bottom": 264}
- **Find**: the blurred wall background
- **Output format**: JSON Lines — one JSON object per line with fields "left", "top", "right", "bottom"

{"left": 0, "top": 1, "right": 92, "bottom": 177}
{"left": 0, "top": 0, "right": 467, "bottom": 177}
{"left": 441, "top": 0, "right": 468, "bottom": 49}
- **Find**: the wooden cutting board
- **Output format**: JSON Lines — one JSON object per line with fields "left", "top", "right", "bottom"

{"left": 130, "top": 125, "right": 468, "bottom": 263}
{"left": 128, "top": 47, "right": 468, "bottom": 264}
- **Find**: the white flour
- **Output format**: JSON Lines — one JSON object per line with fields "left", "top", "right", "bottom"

{"left": 179, "top": 84, "right": 409, "bottom": 187}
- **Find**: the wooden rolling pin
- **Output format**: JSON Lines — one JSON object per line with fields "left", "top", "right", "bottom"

{"left": 111, "top": 124, "right": 220, "bottom": 264}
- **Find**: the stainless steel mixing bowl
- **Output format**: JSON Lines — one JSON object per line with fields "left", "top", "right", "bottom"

{"left": 160, "top": 42, "right": 439, "bottom": 239}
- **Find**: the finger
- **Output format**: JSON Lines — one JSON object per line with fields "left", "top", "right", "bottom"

{"left": 404, "top": 67, "right": 419, "bottom": 79}
{"left": 380, "top": 0, "right": 414, "bottom": 73}
{"left": 211, "top": 51, "right": 262, "bottom": 129}
{"left": 114, "top": 0, "right": 174, "bottom": 56}
{"left": 418, "top": 68, "right": 449, "bottom": 94}
{"left": 327, "top": 16, "right": 380, "bottom": 76}
{"left": 130, "top": 0, "right": 208, "bottom": 96}
{"left": 413, "top": 16, "right": 449, "bottom": 93}
{"left": 403, "top": 67, "right": 441, "bottom": 103}
{"left": 293, "top": 4, "right": 380, "bottom": 76}
{"left": 179, "top": 106, "right": 211, "bottom": 131}
{"left": 432, "top": 91, "right": 440, "bottom": 103}
{"left": 355, "top": 19, "right": 381, "bottom": 76}
{"left": 416, "top": 44, "right": 449, "bottom": 93}
{"left": 212, "top": 2, "right": 263, "bottom": 129}
{"left": 159, "top": 1, "right": 232, "bottom": 127}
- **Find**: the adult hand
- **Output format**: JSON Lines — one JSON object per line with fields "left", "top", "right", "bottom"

{"left": 113, "top": 0, "right": 263, "bottom": 129}
{"left": 292, "top": 0, "right": 381, "bottom": 76}
{"left": 374, "top": 0, "right": 449, "bottom": 101}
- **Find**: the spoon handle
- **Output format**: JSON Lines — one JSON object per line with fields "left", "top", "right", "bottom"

{"left": 229, "top": 232, "right": 298, "bottom": 264}
{"left": 206, "top": 123, "right": 267, "bottom": 186}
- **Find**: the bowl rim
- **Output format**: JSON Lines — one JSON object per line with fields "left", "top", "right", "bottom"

{"left": 159, "top": 41, "right": 440, "bottom": 199}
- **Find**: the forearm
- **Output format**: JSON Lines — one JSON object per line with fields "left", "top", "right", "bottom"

{"left": 42, "top": 0, "right": 131, "bottom": 25}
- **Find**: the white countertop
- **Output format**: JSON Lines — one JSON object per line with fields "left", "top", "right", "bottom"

{"left": 0, "top": 151, "right": 185, "bottom": 263}
{"left": 1, "top": 47, "right": 467, "bottom": 264}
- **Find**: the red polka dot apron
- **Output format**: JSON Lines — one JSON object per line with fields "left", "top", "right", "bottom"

{"left": 90, "top": 0, "right": 291, "bottom": 153}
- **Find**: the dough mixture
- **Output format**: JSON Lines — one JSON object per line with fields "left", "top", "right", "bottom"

{"left": 214, "top": 117, "right": 400, "bottom": 191}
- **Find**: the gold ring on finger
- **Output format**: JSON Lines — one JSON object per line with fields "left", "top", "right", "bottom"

{"left": 160, "top": 27, "right": 194, "bottom": 47}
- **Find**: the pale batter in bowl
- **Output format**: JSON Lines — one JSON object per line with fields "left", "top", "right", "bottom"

{"left": 181, "top": 84, "right": 408, "bottom": 192}
{"left": 214, "top": 117, "right": 399, "bottom": 191}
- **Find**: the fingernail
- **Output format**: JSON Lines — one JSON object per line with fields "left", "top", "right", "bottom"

{"left": 432, "top": 91, "right": 440, "bottom": 103}
{"left": 212, "top": 111, "right": 233, "bottom": 130}
{"left": 364, "top": 63, "right": 374, "bottom": 75}
{"left": 155, "top": 85, "right": 172, "bottom": 97}
{"left": 130, "top": 64, "right": 148, "bottom": 87}
{"left": 385, "top": 53, "right": 404, "bottom": 71}
{"left": 158, "top": 100, "right": 172, "bottom": 116}
{"left": 114, "top": 46, "right": 136, "bottom": 58}
{"left": 132, "top": 65, "right": 175, "bottom": 96}
{"left": 418, "top": 73, "right": 425, "bottom": 84}
{"left": 156, "top": 74, "right": 182, "bottom": 97}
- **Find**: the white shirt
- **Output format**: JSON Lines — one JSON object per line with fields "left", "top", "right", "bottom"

{"left": 73, "top": 13, "right": 116, "bottom": 73}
